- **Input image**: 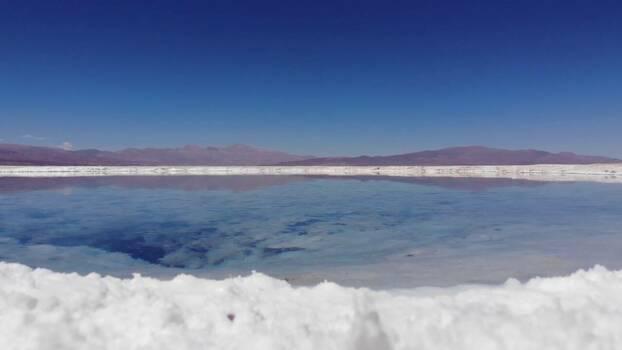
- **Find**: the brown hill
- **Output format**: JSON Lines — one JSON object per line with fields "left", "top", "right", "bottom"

{"left": 279, "top": 146, "right": 620, "bottom": 166}
{"left": 0, "top": 144, "right": 311, "bottom": 166}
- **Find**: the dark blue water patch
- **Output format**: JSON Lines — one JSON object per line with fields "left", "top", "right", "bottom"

{"left": 95, "top": 237, "right": 167, "bottom": 264}
{"left": 280, "top": 215, "right": 371, "bottom": 236}
{"left": 16, "top": 236, "right": 32, "bottom": 244}
{"left": 282, "top": 218, "right": 323, "bottom": 236}
{"left": 25, "top": 209, "right": 62, "bottom": 220}
{"left": 157, "top": 221, "right": 194, "bottom": 230}
{"left": 185, "top": 245, "right": 209, "bottom": 254}
{"left": 288, "top": 218, "right": 323, "bottom": 229}
{"left": 262, "top": 247, "right": 305, "bottom": 258}
{"left": 28, "top": 220, "right": 297, "bottom": 268}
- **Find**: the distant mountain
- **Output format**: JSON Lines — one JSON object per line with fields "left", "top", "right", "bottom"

{"left": 279, "top": 146, "right": 620, "bottom": 166}
{"left": 108, "top": 144, "right": 313, "bottom": 165}
{"left": 0, "top": 144, "right": 312, "bottom": 166}
{"left": 1, "top": 144, "right": 619, "bottom": 166}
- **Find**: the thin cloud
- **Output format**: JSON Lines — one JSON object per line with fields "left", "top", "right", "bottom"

{"left": 22, "top": 134, "right": 47, "bottom": 141}
{"left": 59, "top": 141, "right": 74, "bottom": 151}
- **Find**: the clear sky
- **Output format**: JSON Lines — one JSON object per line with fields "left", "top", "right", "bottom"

{"left": 1, "top": 0, "right": 621, "bottom": 156}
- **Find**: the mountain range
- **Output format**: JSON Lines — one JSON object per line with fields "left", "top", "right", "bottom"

{"left": 0, "top": 144, "right": 619, "bottom": 166}
{"left": 0, "top": 144, "right": 311, "bottom": 166}
{"left": 279, "top": 146, "right": 620, "bottom": 166}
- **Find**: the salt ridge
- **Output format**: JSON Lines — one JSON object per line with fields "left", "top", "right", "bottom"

{"left": 1, "top": 164, "right": 622, "bottom": 183}
{"left": 1, "top": 262, "right": 622, "bottom": 349}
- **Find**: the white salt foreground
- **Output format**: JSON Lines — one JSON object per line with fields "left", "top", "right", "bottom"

{"left": 1, "top": 263, "right": 622, "bottom": 350}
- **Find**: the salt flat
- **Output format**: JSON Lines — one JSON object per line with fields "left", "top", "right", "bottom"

{"left": 1, "top": 164, "right": 622, "bottom": 183}
{"left": 1, "top": 262, "right": 622, "bottom": 350}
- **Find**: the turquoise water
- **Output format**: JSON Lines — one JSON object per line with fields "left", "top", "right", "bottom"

{"left": 1, "top": 176, "right": 621, "bottom": 287}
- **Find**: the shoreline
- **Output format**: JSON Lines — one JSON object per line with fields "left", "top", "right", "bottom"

{"left": 1, "top": 164, "right": 622, "bottom": 183}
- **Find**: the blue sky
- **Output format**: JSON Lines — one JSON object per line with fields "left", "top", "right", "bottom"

{"left": 1, "top": 0, "right": 621, "bottom": 156}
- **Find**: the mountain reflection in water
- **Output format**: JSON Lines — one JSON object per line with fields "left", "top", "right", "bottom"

{"left": 1, "top": 175, "right": 619, "bottom": 288}
{"left": 0, "top": 175, "right": 548, "bottom": 194}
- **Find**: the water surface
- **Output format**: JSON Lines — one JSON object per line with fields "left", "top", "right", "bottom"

{"left": 1, "top": 175, "right": 621, "bottom": 288}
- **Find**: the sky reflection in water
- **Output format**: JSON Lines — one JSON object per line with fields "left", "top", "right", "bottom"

{"left": 1, "top": 176, "right": 621, "bottom": 288}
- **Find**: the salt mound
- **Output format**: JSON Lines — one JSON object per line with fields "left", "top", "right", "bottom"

{"left": 1, "top": 262, "right": 622, "bottom": 350}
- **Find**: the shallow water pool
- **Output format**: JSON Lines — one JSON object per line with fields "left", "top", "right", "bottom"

{"left": 1, "top": 175, "right": 621, "bottom": 288}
